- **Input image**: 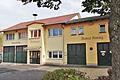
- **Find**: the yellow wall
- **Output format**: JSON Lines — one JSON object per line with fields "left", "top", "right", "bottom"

{"left": 63, "top": 19, "right": 110, "bottom": 65}
{"left": 2, "top": 18, "right": 110, "bottom": 65}
{"left": 28, "top": 24, "right": 43, "bottom": 48}
{"left": 3, "top": 29, "right": 28, "bottom": 46}
{"left": 45, "top": 24, "right": 64, "bottom": 64}
{"left": 27, "top": 23, "right": 46, "bottom": 64}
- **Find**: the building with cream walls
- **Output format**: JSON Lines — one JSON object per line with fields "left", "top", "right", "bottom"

{"left": 1, "top": 13, "right": 111, "bottom": 66}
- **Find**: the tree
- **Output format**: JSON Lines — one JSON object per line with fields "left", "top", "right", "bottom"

{"left": 82, "top": 0, "right": 111, "bottom": 15}
{"left": 110, "top": 0, "right": 120, "bottom": 80}
{"left": 82, "top": 0, "right": 120, "bottom": 80}
{"left": 19, "top": 0, "right": 62, "bottom": 10}
{"left": 0, "top": 33, "right": 2, "bottom": 46}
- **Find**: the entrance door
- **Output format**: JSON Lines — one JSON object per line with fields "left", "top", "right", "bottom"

{"left": 67, "top": 44, "right": 86, "bottom": 65}
{"left": 30, "top": 51, "right": 40, "bottom": 64}
{"left": 97, "top": 43, "right": 112, "bottom": 66}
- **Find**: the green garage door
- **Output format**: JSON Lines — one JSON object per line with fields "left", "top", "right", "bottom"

{"left": 67, "top": 44, "right": 86, "bottom": 65}
{"left": 16, "top": 46, "right": 27, "bottom": 63}
{"left": 97, "top": 43, "right": 112, "bottom": 66}
{"left": 3, "top": 46, "right": 15, "bottom": 63}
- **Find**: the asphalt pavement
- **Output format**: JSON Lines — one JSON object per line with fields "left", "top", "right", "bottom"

{"left": 0, "top": 63, "right": 110, "bottom": 80}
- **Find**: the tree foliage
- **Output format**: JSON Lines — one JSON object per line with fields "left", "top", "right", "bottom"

{"left": 19, "top": 0, "right": 62, "bottom": 10}
{"left": 0, "top": 34, "right": 2, "bottom": 46}
{"left": 82, "top": 0, "right": 111, "bottom": 15}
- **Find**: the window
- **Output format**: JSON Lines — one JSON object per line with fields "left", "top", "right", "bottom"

{"left": 30, "top": 30, "right": 41, "bottom": 38}
{"left": 59, "top": 51, "right": 63, "bottom": 58}
{"left": 18, "top": 32, "right": 27, "bottom": 39}
{"left": 6, "top": 33, "right": 14, "bottom": 40}
{"left": 49, "top": 52, "right": 52, "bottom": 58}
{"left": 71, "top": 27, "right": 76, "bottom": 35}
{"left": 79, "top": 27, "right": 84, "bottom": 35}
{"left": 48, "top": 28, "right": 62, "bottom": 37}
{"left": 34, "top": 30, "right": 37, "bottom": 37}
{"left": 99, "top": 25, "right": 106, "bottom": 33}
{"left": 48, "top": 51, "right": 63, "bottom": 59}
{"left": 53, "top": 51, "right": 58, "bottom": 58}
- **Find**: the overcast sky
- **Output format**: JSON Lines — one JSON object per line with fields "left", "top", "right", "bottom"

{"left": 0, "top": 0, "right": 99, "bottom": 30}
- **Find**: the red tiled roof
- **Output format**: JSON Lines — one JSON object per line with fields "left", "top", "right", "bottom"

{"left": 2, "top": 13, "right": 80, "bottom": 32}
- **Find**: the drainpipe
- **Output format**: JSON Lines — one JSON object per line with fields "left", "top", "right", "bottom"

{"left": 14, "top": 46, "right": 16, "bottom": 63}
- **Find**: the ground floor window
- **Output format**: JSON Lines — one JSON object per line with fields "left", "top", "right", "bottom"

{"left": 48, "top": 51, "right": 63, "bottom": 59}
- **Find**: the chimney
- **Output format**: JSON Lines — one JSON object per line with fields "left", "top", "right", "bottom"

{"left": 33, "top": 13, "right": 38, "bottom": 20}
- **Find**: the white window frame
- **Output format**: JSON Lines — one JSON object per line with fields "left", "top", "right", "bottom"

{"left": 48, "top": 51, "right": 63, "bottom": 59}
{"left": 71, "top": 27, "right": 76, "bottom": 35}
{"left": 6, "top": 33, "right": 14, "bottom": 40}
{"left": 99, "top": 24, "right": 106, "bottom": 33}
{"left": 18, "top": 32, "right": 27, "bottom": 39}
{"left": 30, "top": 30, "right": 40, "bottom": 38}
{"left": 48, "top": 28, "right": 62, "bottom": 37}
{"left": 78, "top": 26, "right": 84, "bottom": 35}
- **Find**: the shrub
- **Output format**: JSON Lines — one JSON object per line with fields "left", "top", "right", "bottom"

{"left": 42, "top": 69, "right": 90, "bottom": 80}
{"left": 94, "top": 68, "right": 112, "bottom": 80}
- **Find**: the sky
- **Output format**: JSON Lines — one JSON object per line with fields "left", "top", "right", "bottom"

{"left": 0, "top": 0, "right": 99, "bottom": 30}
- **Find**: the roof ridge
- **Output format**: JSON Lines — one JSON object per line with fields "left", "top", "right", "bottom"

{"left": 9, "top": 12, "right": 79, "bottom": 25}
{"left": 36, "top": 12, "right": 79, "bottom": 21}
{"left": 2, "top": 13, "right": 79, "bottom": 32}
{"left": 66, "top": 15, "right": 109, "bottom": 24}
{"left": 21, "top": 12, "right": 79, "bottom": 23}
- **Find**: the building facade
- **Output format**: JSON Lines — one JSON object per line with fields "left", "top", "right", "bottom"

{"left": 63, "top": 16, "right": 111, "bottom": 66}
{"left": 1, "top": 13, "right": 111, "bottom": 66}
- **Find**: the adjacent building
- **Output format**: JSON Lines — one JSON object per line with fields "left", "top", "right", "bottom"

{"left": 1, "top": 13, "right": 111, "bottom": 66}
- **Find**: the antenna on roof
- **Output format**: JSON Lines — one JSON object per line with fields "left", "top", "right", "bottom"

{"left": 33, "top": 13, "right": 38, "bottom": 20}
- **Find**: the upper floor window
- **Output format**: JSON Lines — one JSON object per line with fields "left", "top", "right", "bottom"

{"left": 99, "top": 25, "right": 106, "bottom": 33}
{"left": 48, "top": 28, "right": 62, "bottom": 37}
{"left": 78, "top": 27, "right": 84, "bottom": 35}
{"left": 18, "top": 32, "right": 27, "bottom": 39}
{"left": 71, "top": 27, "right": 76, "bottom": 35}
{"left": 30, "top": 30, "right": 40, "bottom": 38}
{"left": 6, "top": 33, "right": 14, "bottom": 40}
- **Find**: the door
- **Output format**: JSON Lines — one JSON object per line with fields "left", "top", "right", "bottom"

{"left": 97, "top": 43, "right": 112, "bottom": 66}
{"left": 67, "top": 44, "right": 86, "bottom": 65}
{"left": 30, "top": 51, "right": 40, "bottom": 64}
{"left": 3, "top": 46, "right": 15, "bottom": 63}
{"left": 16, "top": 46, "right": 27, "bottom": 63}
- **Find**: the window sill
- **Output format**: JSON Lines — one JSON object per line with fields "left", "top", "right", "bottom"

{"left": 78, "top": 33, "right": 84, "bottom": 35}
{"left": 71, "top": 34, "right": 77, "bottom": 36}
{"left": 6, "top": 39, "right": 14, "bottom": 41}
{"left": 18, "top": 38, "right": 27, "bottom": 40}
{"left": 48, "top": 35, "right": 62, "bottom": 38}
{"left": 47, "top": 58, "right": 63, "bottom": 60}
{"left": 99, "top": 32, "right": 106, "bottom": 33}
{"left": 29, "top": 37, "right": 40, "bottom": 39}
